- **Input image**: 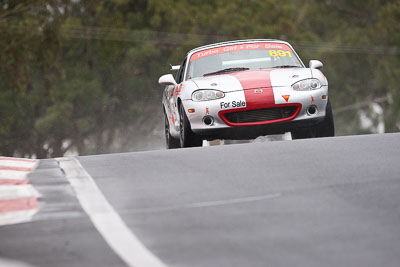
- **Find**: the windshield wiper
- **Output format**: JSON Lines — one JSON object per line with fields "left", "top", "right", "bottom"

{"left": 204, "top": 67, "right": 249, "bottom": 76}
{"left": 272, "top": 65, "right": 301, "bottom": 68}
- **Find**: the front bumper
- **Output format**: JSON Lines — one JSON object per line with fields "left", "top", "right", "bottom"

{"left": 183, "top": 86, "right": 328, "bottom": 139}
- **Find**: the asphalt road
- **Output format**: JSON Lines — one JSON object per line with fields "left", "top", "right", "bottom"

{"left": 1, "top": 133, "right": 400, "bottom": 267}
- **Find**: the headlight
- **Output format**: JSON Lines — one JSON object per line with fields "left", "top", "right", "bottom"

{"left": 292, "top": 79, "right": 321, "bottom": 91}
{"left": 192, "top": 90, "right": 225, "bottom": 101}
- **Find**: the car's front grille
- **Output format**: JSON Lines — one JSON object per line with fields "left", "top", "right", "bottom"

{"left": 223, "top": 106, "right": 298, "bottom": 124}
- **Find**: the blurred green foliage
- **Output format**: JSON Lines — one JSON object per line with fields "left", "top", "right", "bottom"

{"left": 0, "top": 0, "right": 399, "bottom": 157}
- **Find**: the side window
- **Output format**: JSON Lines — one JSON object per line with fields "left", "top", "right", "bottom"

{"left": 175, "top": 57, "right": 187, "bottom": 84}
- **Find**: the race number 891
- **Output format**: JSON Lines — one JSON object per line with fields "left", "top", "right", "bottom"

{"left": 269, "top": 50, "right": 292, "bottom": 57}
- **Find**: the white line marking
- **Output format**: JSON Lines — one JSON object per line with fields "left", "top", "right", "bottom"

{"left": 129, "top": 193, "right": 282, "bottom": 214}
{"left": 0, "top": 210, "right": 38, "bottom": 226}
{"left": 57, "top": 157, "right": 168, "bottom": 267}
{"left": 0, "top": 170, "right": 29, "bottom": 180}
{"left": 0, "top": 185, "right": 41, "bottom": 200}
{"left": 184, "top": 193, "right": 281, "bottom": 208}
{"left": 0, "top": 257, "right": 38, "bottom": 267}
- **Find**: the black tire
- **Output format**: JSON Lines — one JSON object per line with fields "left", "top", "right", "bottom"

{"left": 291, "top": 128, "right": 315, "bottom": 140}
{"left": 315, "top": 100, "right": 335, "bottom": 137}
{"left": 164, "top": 111, "right": 180, "bottom": 149}
{"left": 179, "top": 104, "right": 203, "bottom": 148}
{"left": 292, "top": 100, "right": 335, "bottom": 140}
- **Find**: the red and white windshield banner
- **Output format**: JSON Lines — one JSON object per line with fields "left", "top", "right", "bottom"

{"left": 190, "top": 42, "right": 292, "bottom": 62}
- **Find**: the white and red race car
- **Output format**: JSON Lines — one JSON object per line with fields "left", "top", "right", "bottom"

{"left": 160, "top": 39, "right": 334, "bottom": 148}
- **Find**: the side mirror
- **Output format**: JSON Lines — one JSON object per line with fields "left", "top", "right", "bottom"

{"left": 159, "top": 74, "right": 177, "bottom": 86}
{"left": 170, "top": 65, "right": 180, "bottom": 71}
{"left": 309, "top": 60, "right": 323, "bottom": 70}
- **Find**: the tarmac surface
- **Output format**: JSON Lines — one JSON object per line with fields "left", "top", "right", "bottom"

{"left": 1, "top": 133, "right": 400, "bottom": 267}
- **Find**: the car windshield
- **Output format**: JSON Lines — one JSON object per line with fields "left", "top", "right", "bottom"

{"left": 186, "top": 42, "right": 303, "bottom": 79}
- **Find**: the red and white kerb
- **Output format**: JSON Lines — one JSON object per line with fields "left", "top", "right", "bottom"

{"left": 0, "top": 157, "right": 40, "bottom": 226}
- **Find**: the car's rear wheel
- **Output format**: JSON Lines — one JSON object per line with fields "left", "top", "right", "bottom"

{"left": 164, "top": 111, "right": 180, "bottom": 149}
{"left": 179, "top": 104, "right": 203, "bottom": 148}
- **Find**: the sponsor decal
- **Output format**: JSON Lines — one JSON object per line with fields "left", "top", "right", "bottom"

{"left": 206, "top": 107, "right": 210, "bottom": 115}
{"left": 220, "top": 101, "right": 246, "bottom": 109}
{"left": 254, "top": 89, "right": 264, "bottom": 94}
{"left": 175, "top": 84, "right": 184, "bottom": 96}
{"left": 169, "top": 116, "right": 175, "bottom": 124}
{"left": 190, "top": 43, "right": 292, "bottom": 61}
{"left": 282, "top": 95, "right": 290, "bottom": 102}
{"left": 311, "top": 95, "right": 315, "bottom": 103}
{"left": 269, "top": 50, "right": 293, "bottom": 58}
{"left": 167, "top": 102, "right": 175, "bottom": 124}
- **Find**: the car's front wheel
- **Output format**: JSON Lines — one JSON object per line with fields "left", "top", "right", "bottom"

{"left": 164, "top": 111, "right": 180, "bottom": 149}
{"left": 315, "top": 100, "right": 335, "bottom": 137}
{"left": 291, "top": 128, "right": 315, "bottom": 139}
{"left": 179, "top": 104, "right": 203, "bottom": 148}
{"left": 291, "top": 100, "right": 335, "bottom": 140}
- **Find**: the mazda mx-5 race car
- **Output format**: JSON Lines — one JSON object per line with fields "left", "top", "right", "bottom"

{"left": 160, "top": 39, "right": 334, "bottom": 149}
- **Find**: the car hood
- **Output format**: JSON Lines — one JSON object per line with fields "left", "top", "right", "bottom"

{"left": 191, "top": 68, "right": 314, "bottom": 92}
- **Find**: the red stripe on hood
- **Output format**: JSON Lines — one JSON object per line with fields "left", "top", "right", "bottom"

{"left": 230, "top": 70, "right": 275, "bottom": 109}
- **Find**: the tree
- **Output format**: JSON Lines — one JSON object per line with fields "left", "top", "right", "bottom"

{"left": 0, "top": 0, "right": 399, "bottom": 158}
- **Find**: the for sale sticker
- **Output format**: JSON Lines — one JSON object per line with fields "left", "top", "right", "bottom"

{"left": 220, "top": 100, "right": 246, "bottom": 109}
